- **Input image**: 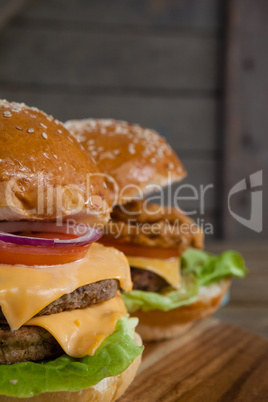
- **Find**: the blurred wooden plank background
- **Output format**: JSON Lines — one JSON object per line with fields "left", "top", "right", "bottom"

{"left": 223, "top": 0, "right": 268, "bottom": 240}
{"left": 0, "top": 0, "right": 266, "bottom": 240}
{"left": 0, "top": 0, "right": 29, "bottom": 30}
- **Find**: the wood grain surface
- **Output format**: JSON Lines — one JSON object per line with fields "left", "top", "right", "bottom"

{"left": 118, "top": 241, "right": 268, "bottom": 401}
{"left": 0, "top": 0, "right": 29, "bottom": 31}
{"left": 19, "top": 0, "right": 222, "bottom": 31}
{"left": 0, "top": 28, "right": 219, "bottom": 91}
{"left": 119, "top": 319, "right": 268, "bottom": 401}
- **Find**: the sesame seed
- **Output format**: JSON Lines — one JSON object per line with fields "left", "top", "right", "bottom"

{"left": 42, "top": 132, "right": 48, "bottom": 139}
{"left": 128, "top": 144, "right": 136, "bottom": 154}
{"left": 168, "top": 163, "right": 174, "bottom": 169}
{"left": 16, "top": 126, "right": 23, "bottom": 131}
{"left": 27, "top": 128, "right": 34, "bottom": 133}
{"left": 29, "top": 114, "right": 36, "bottom": 119}
{"left": 3, "top": 111, "right": 12, "bottom": 118}
{"left": 102, "top": 119, "right": 114, "bottom": 126}
{"left": 57, "top": 129, "right": 62, "bottom": 134}
{"left": 40, "top": 123, "right": 47, "bottom": 129}
{"left": 151, "top": 158, "right": 156, "bottom": 164}
{"left": 114, "top": 149, "right": 120, "bottom": 155}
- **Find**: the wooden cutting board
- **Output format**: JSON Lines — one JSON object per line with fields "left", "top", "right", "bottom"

{"left": 119, "top": 319, "right": 268, "bottom": 401}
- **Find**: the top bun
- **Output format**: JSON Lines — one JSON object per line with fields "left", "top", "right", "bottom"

{"left": 65, "top": 119, "right": 186, "bottom": 205}
{"left": 0, "top": 100, "right": 110, "bottom": 223}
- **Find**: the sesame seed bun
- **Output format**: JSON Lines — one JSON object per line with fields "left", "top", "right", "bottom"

{"left": 0, "top": 100, "right": 110, "bottom": 224}
{"left": 65, "top": 119, "right": 186, "bottom": 205}
{"left": 132, "top": 280, "right": 230, "bottom": 341}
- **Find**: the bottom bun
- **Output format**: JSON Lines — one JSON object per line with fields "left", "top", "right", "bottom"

{"left": 1, "top": 333, "right": 142, "bottom": 402}
{"left": 133, "top": 279, "right": 230, "bottom": 341}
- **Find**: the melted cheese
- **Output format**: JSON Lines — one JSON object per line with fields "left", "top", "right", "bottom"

{"left": 0, "top": 243, "right": 131, "bottom": 330}
{"left": 127, "top": 256, "right": 181, "bottom": 289}
{"left": 26, "top": 292, "right": 126, "bottom": 358}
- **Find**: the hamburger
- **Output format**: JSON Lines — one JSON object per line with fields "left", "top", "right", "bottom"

{"left": 65, "top": 119, "right": 248, "bottom": 341}
{"left": 0, "top": 102, "right": 143, "bottom": 401}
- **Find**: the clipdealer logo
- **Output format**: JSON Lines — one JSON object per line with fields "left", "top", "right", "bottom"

{"left": 228, "top": 170, "right": 263, "bottom": 233}
{"left": 4, "top": 168, "right": 263, "bottom": 234}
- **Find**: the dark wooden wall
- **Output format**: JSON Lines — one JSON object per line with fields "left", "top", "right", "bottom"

{"left": 223, "top": 0, "right": 268, "bottom": 240}
{"left": 1, "top": 0, "right": 255, "bottom": 240}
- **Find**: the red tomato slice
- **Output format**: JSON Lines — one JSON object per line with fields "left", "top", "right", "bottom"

{"left": 100, "top": 235, "right": 180, "bottom": 259}
{"left": 0, "top": 233, "right": 91, "bottom": 266}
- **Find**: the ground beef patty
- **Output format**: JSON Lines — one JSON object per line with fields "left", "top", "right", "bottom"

{"left": 131, "top": 267, "right": 168, "bottom": 292}
{"left": 38, "top": 279, "right": 118, "bottom": 316}
{"left": 0, "top": 279, "right": 118, "bottom": 324}
{"left": 0, "top": 325, "right": 62, "bottom": 365}
{"left": 0, "top": 279, "right": 119, "bottom": 365}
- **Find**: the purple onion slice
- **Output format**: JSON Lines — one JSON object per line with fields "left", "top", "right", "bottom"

{"left": 0, "top": 221, "right": 102, "bottom": 247}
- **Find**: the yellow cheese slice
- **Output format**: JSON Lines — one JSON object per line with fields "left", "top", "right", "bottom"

{"left": 26, "top": 292, "right": 126, "bottom": 358}
{"left": 127, "top": 256, "right": 180, "bottom": 289}
{"left": 0, "top": 243, "right": 131, "bottom": 330}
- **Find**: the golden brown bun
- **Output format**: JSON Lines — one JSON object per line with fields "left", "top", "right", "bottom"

{"left": 0, "top": 100, "right": 110, "bottom": 224}
{"left": 133, "top": 280, "right": 230, "bottom": 341}
{"left": 65, "top": 119, "right": 186, "bottom": 205}
{"left": 1, "top": 333, "right": 142, "bottom": 402}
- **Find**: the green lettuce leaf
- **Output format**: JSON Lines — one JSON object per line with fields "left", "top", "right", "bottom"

{"left": 123, "top": 249, "right": 248, "bottom": 313}
{"left": 181, "top": 248, "right": 248, "bottom": 286}
{"left": 122, "top": 275, "right": 199, "bottom": 313}
{"left": 0, "top": 316, "right": 143, "bottom": 399}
